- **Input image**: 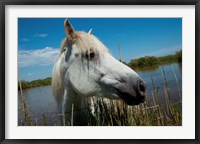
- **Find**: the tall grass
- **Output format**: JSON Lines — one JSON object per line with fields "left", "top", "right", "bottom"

{"left": 18, "top": 65, "right": 182, "bottom": 126}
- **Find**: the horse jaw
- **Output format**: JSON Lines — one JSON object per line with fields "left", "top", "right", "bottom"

{"left": 64, "top": 46, "right": 101, "bottom": 97}
{"left": 96, "top": 53, "right": 146, "bottom": 105}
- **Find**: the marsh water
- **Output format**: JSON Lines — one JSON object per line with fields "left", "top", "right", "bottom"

{"left": 18, "top": 63, "right": 182, "bottom": 126}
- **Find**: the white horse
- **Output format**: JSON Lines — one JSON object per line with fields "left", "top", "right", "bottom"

{"left": 52, "top": 19, "right": 146, "bottom": 126}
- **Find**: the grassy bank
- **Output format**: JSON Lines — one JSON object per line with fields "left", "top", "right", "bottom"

{"left": 128, "top": 50, "right": 182, "bottom": 70}
{"left": 18, "top": 77, "right": 52, "bottom": 90}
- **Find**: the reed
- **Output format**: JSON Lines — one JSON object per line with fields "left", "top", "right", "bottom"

{"left": 170, "top": 65, "right": 182, "bottom": 101}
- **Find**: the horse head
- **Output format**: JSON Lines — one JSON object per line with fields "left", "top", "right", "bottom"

{"left": 52, "top": 19, "right": 146, "bottom": 106}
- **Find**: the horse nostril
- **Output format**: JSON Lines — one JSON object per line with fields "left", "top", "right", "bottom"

{"left": 138, "top": 80, "right": 146, "bottom": 94}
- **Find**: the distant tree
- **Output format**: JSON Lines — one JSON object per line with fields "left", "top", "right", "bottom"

{"left": 128, "top": 56, "right": 159, "bottom": 69}
{"left": 176, "top": 50, "right": 182, "bottom": 63}
{"left": 18, "top": 77, "right": 52, "bottom": 90}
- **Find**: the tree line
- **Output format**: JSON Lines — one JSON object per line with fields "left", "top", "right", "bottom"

{"left": 128, "top": 50, "right": 182, "bottom": 69}
{"left": 18, "top": 77, "right": 52, "bottom": 90}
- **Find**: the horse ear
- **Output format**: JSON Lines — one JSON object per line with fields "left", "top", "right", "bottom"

{"left": 88, "top": 28, "right": 93, "bottom": 34}
{"left": 64, "top": 18, "right": 75, "bottom": 38}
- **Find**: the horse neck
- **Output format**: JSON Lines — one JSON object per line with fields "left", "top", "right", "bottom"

{"left": 73, "top": 93, "right": 88, "bottom": 111}
{"left": 63, "top": 89, "right": 88, "bottom": 113}
{"left": 63, "top": 88, "right": 92, "bottom": 125}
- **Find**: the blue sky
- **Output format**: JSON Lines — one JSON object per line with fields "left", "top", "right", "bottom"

{"left": 18, "top": 18, "right": 182, "bottom": 81}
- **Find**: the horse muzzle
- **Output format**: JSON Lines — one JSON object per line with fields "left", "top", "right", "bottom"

{"left": 118, "top": 78, "right": 146, "bottom": 106}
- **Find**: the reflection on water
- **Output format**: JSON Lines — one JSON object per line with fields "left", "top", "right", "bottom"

{"left": 18, "top": 86, "right": 59, "bottom": 125}
{"left": 134, "top": 64, "right": 160, "bottom": 73}
{"left": 136, "top": 63, "right": 182, "bottom": 103}
{"left": 178, "top": 63, "right": 182, "bottom": 73}
{"left": 18, "top": 63, "right": 182, "bottom": 126}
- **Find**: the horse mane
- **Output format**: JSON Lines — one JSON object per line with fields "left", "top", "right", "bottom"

{"left": 52, "top": 55, "right": 65, "bottom": 104}
{"left": 61, "top": 32, "right": 109, "bottom": 55}
{"left": 60, "top": 37, "right": 67, "bottom": 54}
{"left": 52, "top": 31, "right": 109, "bottom": 104}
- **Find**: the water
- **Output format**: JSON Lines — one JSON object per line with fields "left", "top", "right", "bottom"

{"left": 18, "top": 63, "right": 182, "bottom": 126}
{"left": 18, "top": 85, "right": 59, "bottom": 126}
{"left": 137, "top": 63, "right": 182, "bottom": 102}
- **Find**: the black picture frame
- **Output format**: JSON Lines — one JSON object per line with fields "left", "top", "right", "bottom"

{"left": 0, "top": 0, "right": 199, "bottom": 144}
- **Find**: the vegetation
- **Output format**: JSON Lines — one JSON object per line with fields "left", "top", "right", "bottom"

{"left": 18, "top": 77, "right": 51, "bottom": 90}
{"left": 176, "top": 50, "right": 182, "bottom": 63}
{"left": 128, "top": 50, "right": 182, "bottom": 70}
{"left": 18, "top": 66, "right": 182, "bottom": 126}
{"left": 129, "top": 56, "right": 159, "bottom": 69}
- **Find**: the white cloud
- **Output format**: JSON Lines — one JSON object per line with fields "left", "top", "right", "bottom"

{"left": 132, "top": 44, "right": 182, "bottom": 59}
{"left": 147, "top": 45, "right": 181, "bottom": 56}
{"left": 18, "top": 47, "right": 60, "bottom": 67}
{"left": 21, "top": 38, "right": 30, "bottom": 42}
{"left": 34, "top": 33, "right": 48, "bottom": 38}
{"left": 27, "top": 73, "right": 33, "bottom": 76}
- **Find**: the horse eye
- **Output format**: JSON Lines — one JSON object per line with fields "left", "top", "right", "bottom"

{"left": 85, "top": 52, "right": 95, "bottom": 60}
